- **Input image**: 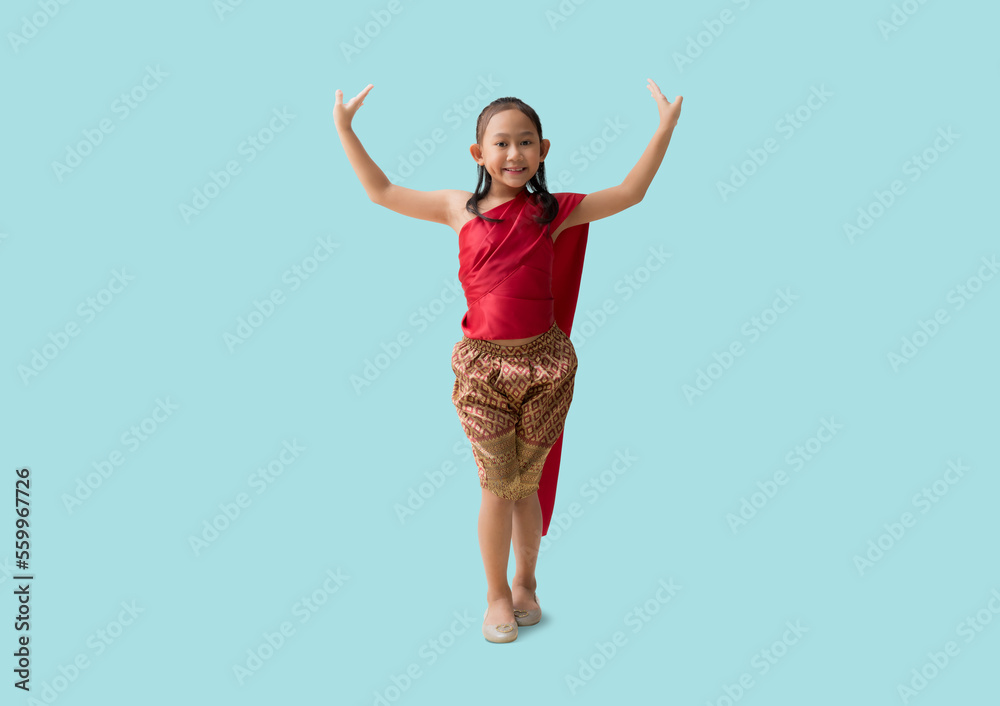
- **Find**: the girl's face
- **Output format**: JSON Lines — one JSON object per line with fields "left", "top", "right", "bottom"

{"left": 473, "top": 108, "right": 549, "bottom": 193}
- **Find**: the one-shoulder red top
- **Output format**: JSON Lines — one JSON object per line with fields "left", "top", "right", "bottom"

{"left": 457, "top": 189, "right": 588, "bottom": 340}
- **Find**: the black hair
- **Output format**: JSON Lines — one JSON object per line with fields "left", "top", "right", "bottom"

{"left": 465, "top": 96, "right": 559, "bottom": 226}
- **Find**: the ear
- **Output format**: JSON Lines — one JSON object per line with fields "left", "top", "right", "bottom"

{"left": 469, "top": 143, "right": 484, "bottom": 164}
{"left": 539, "top": 138, "right": 550, "bottom": 162}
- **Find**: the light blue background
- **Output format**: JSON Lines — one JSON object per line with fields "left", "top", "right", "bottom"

{"left": 2, "top": 0, "right": 998, "bottom": 704}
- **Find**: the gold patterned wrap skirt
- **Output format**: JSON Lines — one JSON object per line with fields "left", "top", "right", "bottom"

{"left": 450, "top": 321, "right": 578, "bottom": 501}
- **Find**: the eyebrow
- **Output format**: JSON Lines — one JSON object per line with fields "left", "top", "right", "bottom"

{"left": 491, "top": 131, "right": 535, "bottom": 138}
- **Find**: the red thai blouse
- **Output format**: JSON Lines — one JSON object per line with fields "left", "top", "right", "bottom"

{"left": 457, "top": 188, "right": 587, "bottom": 340}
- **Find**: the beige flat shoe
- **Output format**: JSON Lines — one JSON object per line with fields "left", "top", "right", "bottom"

{"left": 513, "top": 592, "right": 541, "bottom": 626}
{"left": 482, "top": 608, "right": 517, "bottom": 643}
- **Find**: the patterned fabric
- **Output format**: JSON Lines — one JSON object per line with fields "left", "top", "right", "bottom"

{"left": 451, "top": 321, "right": 578, "bottom": 501}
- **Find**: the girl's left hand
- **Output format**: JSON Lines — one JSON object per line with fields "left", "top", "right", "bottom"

{"left": 647, "top": 79, "right": 682, "bottom": 129}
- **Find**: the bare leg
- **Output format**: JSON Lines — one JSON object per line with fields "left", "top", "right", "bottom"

{"left": 511, "top": 491, "right": 541, "bottom": 614}
{"left": 479, "top": 488, "right": 516, "bottom": 626}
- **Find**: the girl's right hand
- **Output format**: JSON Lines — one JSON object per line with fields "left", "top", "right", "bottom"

{"left": 333, "top": 83, "right": 374, "bottom": 131}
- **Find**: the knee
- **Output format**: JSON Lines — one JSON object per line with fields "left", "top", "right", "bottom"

{"left": 481, "top": 488, "right": 516, "bottom": 507}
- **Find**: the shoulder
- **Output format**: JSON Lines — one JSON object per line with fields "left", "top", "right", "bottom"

{"left": 546, "top": 192, "right": 589, "bottom": 243}
{"left": 435, "top": 189, "right": 473, "bottom": 209}
{"left": 544, "top": 192, "right": 587, "bottom": 213}
{"left": 526, "top": 191, "right": 584, "bottom": 211}
{"left": 545, "top": 192, "right": 587, "bottom": 217}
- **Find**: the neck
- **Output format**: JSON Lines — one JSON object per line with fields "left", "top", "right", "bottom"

{"left": 486, "top": 185, "right": 526, "bottom": 202}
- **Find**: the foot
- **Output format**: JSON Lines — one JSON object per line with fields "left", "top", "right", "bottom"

{"left": 512, "top": 583, "right": 540, "bottom": 626}
{"left": 483, "top": 595, "right": 517, "bottom": 643}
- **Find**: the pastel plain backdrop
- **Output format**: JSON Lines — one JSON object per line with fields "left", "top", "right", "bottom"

{"left": 1, "top": 0, "right": 998, "bottom": 704}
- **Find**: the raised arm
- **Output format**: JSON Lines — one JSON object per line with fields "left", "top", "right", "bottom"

{"left": 559, "top": 79, "right": 683, "bottom": 230}
{"left": 333, "top": 84, "right": 458, "bottom": 226}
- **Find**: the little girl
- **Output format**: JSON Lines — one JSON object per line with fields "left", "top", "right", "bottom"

{"left": 334, "top": 81, "right": 682, "bottom": 643}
